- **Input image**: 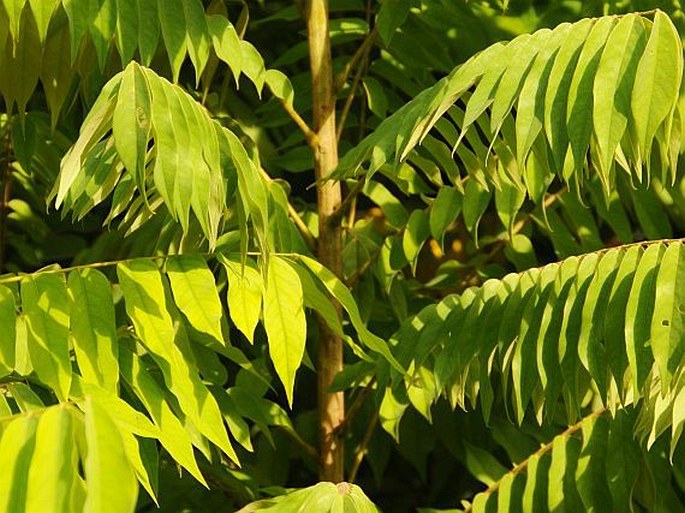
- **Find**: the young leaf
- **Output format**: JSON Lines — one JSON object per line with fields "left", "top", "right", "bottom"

{"left": 219, "top": 254, "right": 263, "bottom": 343}
{"left": 263, "top": 256, "right": 307, "bottom": 405}
{"left": 166, "top": 255, "right": 224, "bottom": 345}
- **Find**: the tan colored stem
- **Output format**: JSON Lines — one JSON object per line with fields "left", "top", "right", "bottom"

{"left": 306, "top": 0, "right": 345, "bottom": 482}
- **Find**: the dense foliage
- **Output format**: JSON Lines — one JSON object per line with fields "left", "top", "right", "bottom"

{"left": 3, "top": 1, "right": 685, "bottom": 512}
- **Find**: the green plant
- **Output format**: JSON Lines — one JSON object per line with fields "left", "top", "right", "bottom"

{"left": 2, "top": 1, "right": 685, "bottom": 512}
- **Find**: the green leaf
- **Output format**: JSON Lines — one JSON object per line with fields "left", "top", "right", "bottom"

{"left": 625, "top": 243, "right": 662, "bottom": 394}
{"left": 606, "top": 411, "right": 640, "bottom": 510}
{"left": 522, "top": 452, "right": 550, "bottom": 513}
{"left": 651, "top": 242, "right": 685, "bottom": 391}
{"left": 263, "top": 256, "right": 307, "bottom": 405}
{"left": 575, "top": 415, "right": 612, "bottom": 512}
{"left": 2, "top": 0, "right": 24, "bottom": 47}
{"left": 158, "top": 0, "right": 187, "bottom": 82}
{"left": 148, "top": 72, "right": 193, "bottom": 231}
{"left": 362, "top": 76, "right": 388, "bottom": 118}
{"left": 182, "top": 0, "right": 210, "bottom": 84}
{"left": 429, "top": 186, "right": 462, "bottom": 244}
{"left": 0, "top": 284, "right": 16, "bottom": 376}
{"left": 7, "top": 382, "right": 44, "bottom": 412}
{"left": 137, "top": 0, "right": 160, "bottom": 65}
{"left": 603, "top": 245, "right": 641, "bottom": 391}
{"left": 119, "top": 347, "right": 206, "bottom": 486}
{"left": 166, "top": 255, "right": 224, "bottom": 345}
{"left": 497, "top": 472, "right": 524, "bottom": 513}
{"left": 113, "top": 61, "right": 152, "bottom": 198}
{"left": 403, "top": 209, "right": 430, "bottom": 274}
{"left": 55, "top": 75, "right": 120, "bottom": 208}
{"left": 567, "top": 16, "right": 616, "bottom": 180}
{"left": 26, "top": 406, "right": 76, "bottom": 513}
{"left": 0, "top": 3, "right": 42, "bottom": 115}
{"left": 27, "top": 0, "right": 59, "bottom": 46}
{"left": 578, "top": 249, "right": 622, "bottom": 400}
{"left": 219, "top": 254, "right": 263, "bottom": 343}
{"left": 463, "top": 440, "right": 508, "bottom": 486}
{"left": 68, "top": 269, "right": 119, "bottom": 393}
{"left": 548, "top": 434, "right": 583, "bottom": 511}
{"left": 592, "top": 15, "right": 646, "bottom": 183}
{"left": 240, "top": 40, "right": 266, "bottom": 94}
{"left": 631, "top": 10, "right": 683, "bottom": 172}
{"left": 296, "top": 255, "right": 403, "bottom": 373}
{"left": 376, "top": 0, "right": 413, "bottom": 46}
{"left": 290, "top": 261, "right": 344, "bottom": 338}
{"left": 462, "top": 178, "right": 491, "bottom": 235}
{"left": 515, "top": 22, "right": 571, "bottom": 170}
{"left": 117, "top": 260, "right": 237, "bottom": 463}
{"left": 489, "top": 30, "right": 546, "bottom": 136}
{"left": 41, "top": 14, "right": 74, "bottom": 127}
{"left": 207, "top": 15, "right": 242, "bottom": 85}
{"left": 89, "top": 0, "right": 116, "bottom": 71}
{"left": 543, "top": 18, "right": 593, "bottom": 172}
{"left": 62, "top": 0, "right": 89, "bottom": 62}
{"left": 265, "top": 69, "right": 294, "bottom": 106}
{"left": 114, "top": 0, "right": 138, "bottom": 64}
{"left": 83, "top": 396, "right": 138, "bottom": 513}
{"left": 21, "top": 273, "right": 71, "bottom": 401}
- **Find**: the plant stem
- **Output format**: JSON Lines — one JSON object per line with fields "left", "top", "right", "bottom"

{"left": 306, "top": 0, "right": 345, "bottom": 483}
{"left": 0, "top": 121, "right": 12, "bottom": 274}
{"left": 348, "top": 411, "right": 378, "bottom": 483}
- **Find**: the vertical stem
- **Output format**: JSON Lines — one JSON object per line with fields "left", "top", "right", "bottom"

{"left": 306, "top": 0, "right": 345, "bottom": 482}
{"left": 0, "top": 122, "right": 12, "bottom": 274}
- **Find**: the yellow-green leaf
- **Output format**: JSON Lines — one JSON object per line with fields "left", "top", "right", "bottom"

{"left": 83, "top": 397, "right": 138, "bottom": 513}
{"left": 26, "top": 406, "right": 77, "bottom": 513}
{"left": 263, "top": 256, "right": 306, "bottom": 405}
{"left": 630, "top": 10, "right": 683, "bottom": 170}
{"left": 113, "top": 62, "right": 152, "bottom": 197}
{"left": 219, "top": 254, "right": 263, "bottom": 343}
{"left": 68, "top": 269, "right": 119, "bottom": 393}
{"left": 22, "top": 273, "right": 71, "bottom": 401}
{"left": 0, "top": 414, "right": 38, "bottom": 511}
{"left": 166, "top": 255, "right": 224, "bottom": 344}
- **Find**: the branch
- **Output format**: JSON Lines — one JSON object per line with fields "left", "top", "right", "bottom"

{"left": 333, "top": 376, "right": 376, "bottom": 436}
{"left": 327, "top": 178, "right": 365, "bottom": 228}
{"left": 279, "top": 99, "right": 319, "bottom": 148}
{"left": 334, "top": 27, "right": 378, "bottom": 94}
{"left": 348, "top": 411, "right": 378, "bottom": 483}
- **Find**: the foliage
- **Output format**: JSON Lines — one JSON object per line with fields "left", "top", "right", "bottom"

{"left": 3, "top": 1, "right": 685, "bottom": 512}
